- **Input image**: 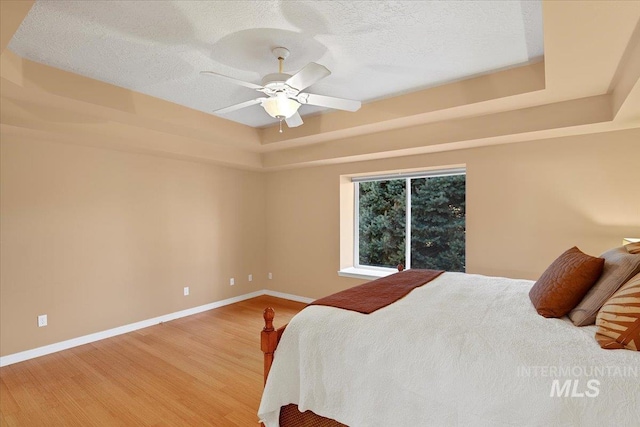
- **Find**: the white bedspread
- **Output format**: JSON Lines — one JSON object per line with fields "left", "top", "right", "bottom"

{"left": 258, "top": 272, "right": 640, "bottom": 427}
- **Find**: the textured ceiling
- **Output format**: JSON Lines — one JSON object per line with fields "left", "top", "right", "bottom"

{"left": 9, "top": 0, "right": 543, "bottom": 128}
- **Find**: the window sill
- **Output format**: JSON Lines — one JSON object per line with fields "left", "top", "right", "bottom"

{"left": 337, "top": 267, "right": 397, "bottom": 280}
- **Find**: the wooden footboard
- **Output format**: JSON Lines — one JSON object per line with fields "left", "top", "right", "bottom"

{"left": 261, "top": 265, "right": 404, "bottom": 426}
{"left": 261, "top": 308, "right": 345, "bottom": 427}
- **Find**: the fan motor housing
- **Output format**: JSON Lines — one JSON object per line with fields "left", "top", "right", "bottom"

{"left": 262, "top": 73, "right": 297, "bottom": 95}
{"left": 262, "top": 73, "right": 291, "bottom": 86}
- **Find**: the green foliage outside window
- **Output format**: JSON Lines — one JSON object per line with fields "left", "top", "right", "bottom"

{"left": 358, "top": 174, "right": 465, "bottom": 272}
{"left": 358, "top": 179, "right": 406, "bottom": 268}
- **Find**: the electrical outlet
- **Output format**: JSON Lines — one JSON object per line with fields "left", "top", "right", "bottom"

{"left": 38, "top": 314, "right": 47, "bottom": 327}
{"left": 230, "top": 278, "right": 235, "bottom": 286}
{"left": 183, "top": 286, "right": 189, "bottom": 296}
{"left": 268, "top": 272, "right": 273, "bottom": 280}
{"left": 248, "top": 274, "right": 253, "bottom": 282}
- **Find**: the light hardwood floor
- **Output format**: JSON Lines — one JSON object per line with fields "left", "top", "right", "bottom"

{"left": 0, "top": 296, "right": 306, "bottom": 426}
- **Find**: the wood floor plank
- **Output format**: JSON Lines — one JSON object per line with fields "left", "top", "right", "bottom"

{"left": 0, "top": 296, "right": 305, "bottom": 426}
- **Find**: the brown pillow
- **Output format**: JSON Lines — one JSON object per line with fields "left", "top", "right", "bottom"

{"left": 529, "top": 247, "right": 604, "bottom": 318}
{"left": 595, "top": 272, "right": 640, "bottom": 351}
{"left": 569, "top": 247, "right": 640, "bottom": 326}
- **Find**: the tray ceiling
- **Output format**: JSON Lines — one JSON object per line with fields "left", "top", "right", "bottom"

{"left": 8, "top": 0, "right": 543, "bottom": 128}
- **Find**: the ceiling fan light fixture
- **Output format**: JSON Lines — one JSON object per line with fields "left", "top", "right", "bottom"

{"left": 204, "top": 46, "right": 360, "bottom": 131}
{"left": 261, "top": 94, "right": 301, "bottom": 119}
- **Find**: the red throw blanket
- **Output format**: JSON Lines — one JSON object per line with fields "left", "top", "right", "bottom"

{"left": 309, "top": 269, "right": 444, "bottom": 314}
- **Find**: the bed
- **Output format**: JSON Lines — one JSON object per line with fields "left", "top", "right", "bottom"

{"left": 258, "top": 271, "right": 640, "bottom": 427}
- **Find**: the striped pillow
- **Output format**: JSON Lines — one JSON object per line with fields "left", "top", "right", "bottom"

{"left": 595, "top": 272, "right": 640, "bottom": 351}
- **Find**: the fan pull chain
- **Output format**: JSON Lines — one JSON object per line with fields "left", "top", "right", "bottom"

{"left": 279, "top": 118, "right": 283, "bottom": 133}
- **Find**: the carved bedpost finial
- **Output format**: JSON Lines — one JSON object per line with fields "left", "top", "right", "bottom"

{"left": 397, "top": 264, "right": 404, "bottom": 272}
{"left": 263, "top": 307, "right": 275, "bottom": 331}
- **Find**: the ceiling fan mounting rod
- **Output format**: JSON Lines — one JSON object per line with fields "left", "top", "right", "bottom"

{"left": 272, "top": 47, "right": 290, "bottom": 74}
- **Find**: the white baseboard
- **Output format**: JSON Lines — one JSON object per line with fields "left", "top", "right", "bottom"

{"left": 0, "top": 289, "right": 310, "bottom": 367}
{"left": 263, "top": 289, "right": 314, "bottom": 304}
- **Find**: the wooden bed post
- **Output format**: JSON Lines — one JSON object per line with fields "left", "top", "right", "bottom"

{"left": 261, "top": 307, "right": 278, "bottom": 385}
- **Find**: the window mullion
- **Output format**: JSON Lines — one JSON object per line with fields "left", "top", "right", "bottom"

{"left": 354, "top": 181, "right": 360, "bottom": 268}
{"left": 405, "top": 178, "right": 411, "bottom": 270}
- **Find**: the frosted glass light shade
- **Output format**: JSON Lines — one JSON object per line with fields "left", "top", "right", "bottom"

{"left": 261, "top": 95, "right": 301, "bottom": 118}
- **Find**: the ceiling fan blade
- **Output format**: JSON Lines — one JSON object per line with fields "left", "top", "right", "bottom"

{"left": 285, "top": 63, "right": 331, "bottom": 91}
{"left": 200, "top": 71, "right": 264, "bottom": 90}
{"left": 214, "top": 98, "right": 265, "bottom": 115}
{"left": 285, "top": 112, "right": 304, "bottom": 128}
{"left": 298, "top": 93, "right": 361, "bottom": 112}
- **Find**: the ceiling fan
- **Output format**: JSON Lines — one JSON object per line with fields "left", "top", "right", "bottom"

{"left": 201, "top": 47, "right": 361, "bottom": 132}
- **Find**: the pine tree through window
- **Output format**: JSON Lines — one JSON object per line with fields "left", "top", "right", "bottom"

{"left": 355, "top": 169, "right": 465, "bottom": 272}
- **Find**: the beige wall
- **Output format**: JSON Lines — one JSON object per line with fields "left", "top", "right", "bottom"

{"left": 266, "top": 128, "right": 640, "bottom": 299}
{"left": 0, "top": 136, "right": 266, "bottom": 356}
{"left": 2, "top": 128, "right": 639, "bottom": 357}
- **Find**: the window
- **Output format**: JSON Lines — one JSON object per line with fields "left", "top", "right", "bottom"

{"left": 354, "top": 169, "right": 465, "bottom": 272}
